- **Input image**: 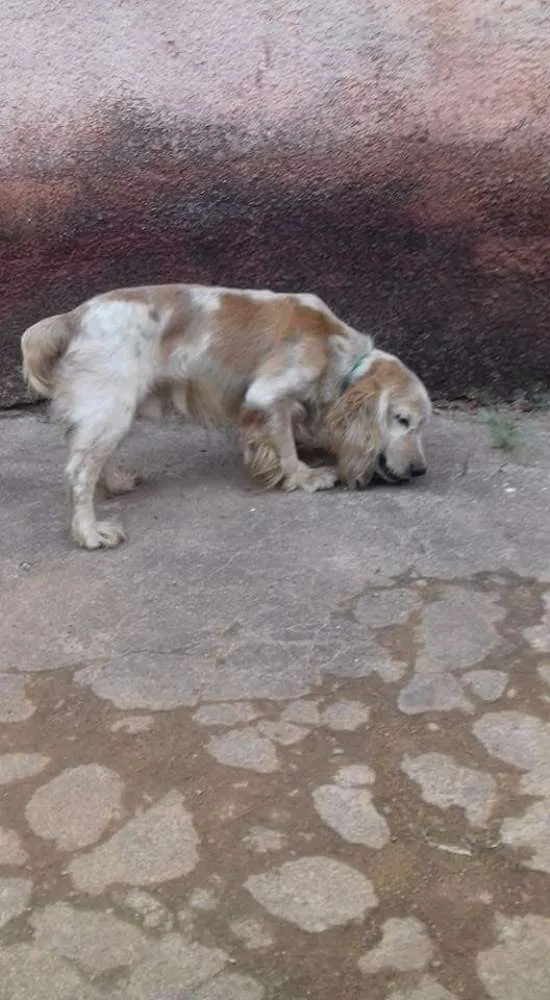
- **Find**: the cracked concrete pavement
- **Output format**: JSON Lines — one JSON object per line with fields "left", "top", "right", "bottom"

{"left": 0, "top": 408, "right": 549, "bottom": 999}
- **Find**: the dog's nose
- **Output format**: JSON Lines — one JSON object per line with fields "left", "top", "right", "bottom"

{"left": 410, "top": 464, "right": 427, "bottom": 478}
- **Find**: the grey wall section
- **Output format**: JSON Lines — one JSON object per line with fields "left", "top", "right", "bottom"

{"left": 2, "top": 0, "right": 550, "bottom": 405}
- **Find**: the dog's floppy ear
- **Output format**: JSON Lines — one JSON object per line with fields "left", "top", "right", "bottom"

{"left": 325, "top": 375, "right": 383, "bottom": 488}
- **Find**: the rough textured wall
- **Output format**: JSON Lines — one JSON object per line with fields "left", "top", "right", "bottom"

{"left": 1, "top": 0, "right": 550, "bottom": 405}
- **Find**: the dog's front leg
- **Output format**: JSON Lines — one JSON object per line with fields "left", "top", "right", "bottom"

{"left": 266, "top": 401, "right": 337, "bottom": 493}
{"left": 242, "top": 355, "right": 337, "bottom": 492}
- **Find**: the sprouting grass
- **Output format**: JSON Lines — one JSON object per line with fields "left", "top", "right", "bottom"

{"left": 530, "top": 390, "right": 550, "bottom": 412}
{"left": 483, "top": 408, "right": 522, "bottom": 454}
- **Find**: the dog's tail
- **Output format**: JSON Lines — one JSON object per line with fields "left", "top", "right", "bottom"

{"left": 21, "top": 313, "right": 74, "bottom": 398}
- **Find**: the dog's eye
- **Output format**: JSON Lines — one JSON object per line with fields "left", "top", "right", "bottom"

{"left": 396, "top": 414, "right": 410, "bottom": 427}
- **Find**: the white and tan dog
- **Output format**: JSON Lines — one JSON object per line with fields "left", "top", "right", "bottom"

{"left": 22, "top": 284, "right": 431, "bottom": 549}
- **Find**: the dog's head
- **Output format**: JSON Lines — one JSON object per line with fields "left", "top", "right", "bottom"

{"left": 325, "top": 352, "right": 432, "bottom": 488}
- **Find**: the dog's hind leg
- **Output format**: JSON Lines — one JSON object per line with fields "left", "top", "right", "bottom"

{"left": 64, "top": 398, "right": 136, "bottom": 549}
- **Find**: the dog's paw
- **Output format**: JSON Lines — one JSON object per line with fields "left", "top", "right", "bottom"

{"left": 72, "top": 518, "right": 126, "bottom": 550}
{"left": 284, "top": 464, "right": 338, "bottom": 493}
{"left": 101, "top": 465, "right": 139, "bottom": 495}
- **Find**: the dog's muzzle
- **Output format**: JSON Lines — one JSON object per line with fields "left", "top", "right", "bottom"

{"left": 376, "top": 455, "right": 404, "bottom": 484}
{"left": 376, "top": 454, "right": 425, "bottom": 484}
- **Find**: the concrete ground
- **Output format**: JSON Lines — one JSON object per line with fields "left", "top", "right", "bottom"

{"left": 1, "top": 408, "right": 550, "bottom": 1000}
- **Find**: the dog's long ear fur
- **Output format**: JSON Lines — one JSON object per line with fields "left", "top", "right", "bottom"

{"left": 324, "top": 376, "right": 383, "bottom": 488}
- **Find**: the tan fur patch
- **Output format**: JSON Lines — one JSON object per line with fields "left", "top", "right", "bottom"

{"left": 152, "top": 287, "right": 195, "bottom": 360}
{"left": 357, "top": 357, "right": 416, "bottom": 395}
{"left": 210, "top": 293, "right": 339, "bottom": 377}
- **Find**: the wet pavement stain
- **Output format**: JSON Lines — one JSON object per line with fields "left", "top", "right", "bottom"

{"left": 1, "top": 574, "right": 550, "bottom": 998}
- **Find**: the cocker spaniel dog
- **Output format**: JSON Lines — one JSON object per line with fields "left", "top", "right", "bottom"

{"left": 22, "top": 284, "right": 431, "bottom": 549}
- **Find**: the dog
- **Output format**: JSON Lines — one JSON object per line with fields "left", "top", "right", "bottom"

{"left": 21, "top": 283, "right": 431, "bottom": 549}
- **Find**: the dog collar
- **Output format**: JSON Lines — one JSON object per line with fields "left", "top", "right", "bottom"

{"left": 341, "top": 352, "right": 372, "bottom": 392}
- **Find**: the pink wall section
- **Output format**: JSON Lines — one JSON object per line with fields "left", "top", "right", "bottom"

{"left": 1, "top": 0, "right": 550, "bottom": 403}
{"left": 3, "top": 0, "right": 549, "bottom": 160}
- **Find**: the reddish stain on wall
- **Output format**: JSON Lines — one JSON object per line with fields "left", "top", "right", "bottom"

{"left": 2, "top": 112, "right": 550, "bottom": 404}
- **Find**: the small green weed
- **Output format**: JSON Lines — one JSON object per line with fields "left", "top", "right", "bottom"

{"left": 483, "top": 409, "right": 522, "bottom": 454}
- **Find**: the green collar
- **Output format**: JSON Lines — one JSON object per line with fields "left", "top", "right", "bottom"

{"left": 341, "top": 352, "right": 371, "bottom": 393}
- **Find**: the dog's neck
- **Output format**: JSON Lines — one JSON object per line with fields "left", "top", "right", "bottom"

{"left": 340, "top": 352, "right": 373, "bottom": 392}
{"left": 320, "top": 327, "right": 374, "bottom": 402}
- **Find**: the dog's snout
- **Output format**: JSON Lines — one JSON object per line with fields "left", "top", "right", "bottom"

{"left": 410, "top": 463, "right": 427, "bottom": 478}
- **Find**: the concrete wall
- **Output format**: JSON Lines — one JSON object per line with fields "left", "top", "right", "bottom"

{"left": 2, "top": 0, "right": 550, "bottom": 405}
